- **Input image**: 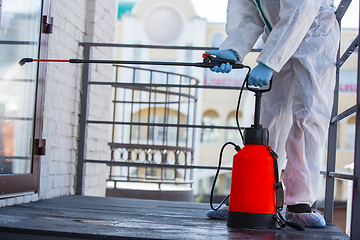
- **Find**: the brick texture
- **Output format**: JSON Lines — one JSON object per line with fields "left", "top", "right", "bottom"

{"left": 39, "top": 0, "right": 116, "bottom": 200}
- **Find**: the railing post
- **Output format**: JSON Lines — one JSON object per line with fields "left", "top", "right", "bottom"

{"left": 350, "top": 26, "right": 360, "bottom": 240}
{"left": 76, "top": 44, "right": 91, "bottom": 195}
{"left": 324, "top": 44, "right": 341, "bottom": 224}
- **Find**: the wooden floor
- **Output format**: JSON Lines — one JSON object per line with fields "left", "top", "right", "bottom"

{"left": 0, "top": 195, "right": 349, "bottom": 240}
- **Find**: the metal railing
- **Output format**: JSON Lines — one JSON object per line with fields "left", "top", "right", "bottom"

{"left": 107, "top": 64, "right": 198, "bottom": 188}
{"left": 76, "top": 44, "right": 238, "bottom": 193}
{"left": 75, "top": 1, "right": 359, "bottom": 238}
{"left": 323, "top": 0, "right": 359, "bottom": 238}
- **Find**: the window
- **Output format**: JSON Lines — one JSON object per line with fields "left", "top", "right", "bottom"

{"left": 210, "top": 32, "right": 225, "bottom": 48}
{"left": 201, "top": 110, "right": 220, "bottom": 144}
{"left": 226, "top": 111, "right": 242, "bottom": 143}
{"left": 131, "top": 113, "right": 141, "bottom": 141}
{"left": 144, "top": 6, "right": 183, "bottom": 44}
{"left": 131, "top": 108, "right": 187, "bottom": 144}
{"left": 149, "top": 115, "right": 180, "bottom": 143}
{"left": 344, "top": 36, "right": 358, "bottom": 54}
{"left": 339, "top": 70, "right": 357, "bottom": 92}
{"left": 0, "top": 0, "right": 48, "bottom": 195}
{"left": 346, "top": 117, "right": 356, "bottom": 149}
{"left": 184, "top": 48, "right": 192, "bottom": 76}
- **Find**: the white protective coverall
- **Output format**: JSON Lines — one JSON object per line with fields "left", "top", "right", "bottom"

{"left": 219, "top": 0, "right": 340, "bottom": 206}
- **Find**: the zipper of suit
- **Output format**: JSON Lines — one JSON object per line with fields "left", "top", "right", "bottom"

{"left": 255, "top": 0, "right": 273, "bottom": 31}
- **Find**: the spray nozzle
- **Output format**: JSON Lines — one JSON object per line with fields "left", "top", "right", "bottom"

{"left": 19, "top": 58, "right": 33, "bottom": 66}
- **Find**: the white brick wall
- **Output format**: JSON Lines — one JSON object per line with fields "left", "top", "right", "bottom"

{"left": 36, "top": 0, "right": 116, "bottom": 200}
{"left": 0, "top": 193, "right": 39, "bottom": 207}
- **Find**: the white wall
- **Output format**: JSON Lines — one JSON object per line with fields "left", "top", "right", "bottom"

{"left": 41, "top": 0, "right": 116, "bottom": 198}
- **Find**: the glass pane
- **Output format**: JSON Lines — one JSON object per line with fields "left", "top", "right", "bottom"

{"left": 201, "top": 115, "right": 221, "bottom": 144}
{"left": 346, "top": 123, "right": 356, "bottom": 150}
{"left": 0, "top": 0, "right": 42, "bottom": 174}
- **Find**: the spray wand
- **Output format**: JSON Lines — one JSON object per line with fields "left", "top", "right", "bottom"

{"left": 18, "top": 54, "right": 250, "bottom": 71}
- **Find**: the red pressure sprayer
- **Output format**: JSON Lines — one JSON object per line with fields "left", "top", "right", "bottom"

{"left": 226, "top": 78, "right": 285, "bottom": 229}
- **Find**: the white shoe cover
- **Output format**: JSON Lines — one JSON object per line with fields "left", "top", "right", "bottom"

{"left": 285, "top": 209, "right": 326, "bottom": 228}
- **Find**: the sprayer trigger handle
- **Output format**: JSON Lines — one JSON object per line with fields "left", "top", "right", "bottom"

{"left": 202, "top": 53, "right": 245, "bottom": 69}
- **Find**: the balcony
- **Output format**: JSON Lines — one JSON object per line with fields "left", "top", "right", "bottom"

{"left": 0, "top": 0, "right": 359, "bottom": 239}
{"left": 0, "top": 41, "right": 356, "bottom": 238}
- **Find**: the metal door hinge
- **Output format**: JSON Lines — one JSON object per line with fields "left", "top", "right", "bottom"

{"left": 34, "top": 139, "right": 46, "bottom": 155}
{"left": 42, "top": 15, "right": 53, "bottom": 34}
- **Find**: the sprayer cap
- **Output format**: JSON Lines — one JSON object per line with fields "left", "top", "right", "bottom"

{"left": 244, "top": 127, "right": 269, "bottom": 145}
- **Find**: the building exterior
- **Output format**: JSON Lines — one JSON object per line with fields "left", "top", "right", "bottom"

{"left": 113, "top": 0, "right": 258, "bottom": 199}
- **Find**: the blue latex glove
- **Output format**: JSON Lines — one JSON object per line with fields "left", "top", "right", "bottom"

{"left": 248, "top": 62, "right": 273, "bottom": 87}
{"left": 205, "top": 50, "right": 238, "bottom": 73}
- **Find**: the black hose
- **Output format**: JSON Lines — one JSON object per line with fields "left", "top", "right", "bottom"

{"left": 209, "top": 69, "right": 250, "bottom": 211}
{"left": 210, "top": 142, "right": 240, "bottom": 210}
{"left": 235, "top": 73, "right": 249, "bottom": 144}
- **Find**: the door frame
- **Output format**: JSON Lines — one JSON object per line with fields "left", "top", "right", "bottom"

{"left": 0, "top": 0, "right": 50, "bottom": 196}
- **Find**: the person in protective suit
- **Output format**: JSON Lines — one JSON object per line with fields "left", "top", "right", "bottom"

{"left": 205, "top": 0, "right": 340, "bottom": 227}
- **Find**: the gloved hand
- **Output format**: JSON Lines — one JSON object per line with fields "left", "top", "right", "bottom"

{"left": 205, "top": 50, "right": 238, "bottom": 73}
{"left": 248, "top": 62, "right": 273, "bottom": 87}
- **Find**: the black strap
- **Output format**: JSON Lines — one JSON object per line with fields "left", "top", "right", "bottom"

{"left": 266, "top": 147, "right": 284, "bottom": 212}
{"left": 266, "top": 147, "right": 285, "bottom": 229}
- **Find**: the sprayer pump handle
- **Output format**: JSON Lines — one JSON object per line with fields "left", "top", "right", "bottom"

{"left": 245, "top": 74, "right": 273, "bottom": 94}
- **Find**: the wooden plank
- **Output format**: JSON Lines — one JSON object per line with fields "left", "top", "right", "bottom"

{"left": 0, "top": 196, "right": 350, "bottom": 239}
